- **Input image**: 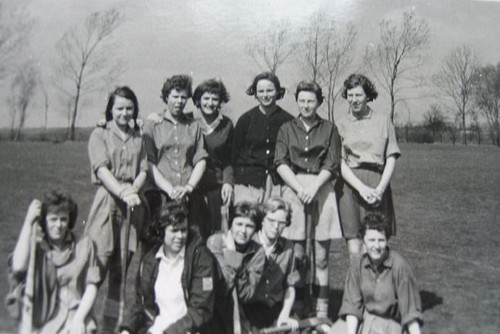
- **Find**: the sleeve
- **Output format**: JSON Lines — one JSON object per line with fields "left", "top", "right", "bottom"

{"left": 221, "top": 120, "right": 234, "bottom": 185}
{"left": 120, "top": 260, "right": 146, "bottom": 334}
{"left": 235, "top": 246, "right": 265, "bottom": 302}
{"left": 142, "top": 120, "right": 158, "bottom": 165}
{"left": 394, "top": 257, "right": 423, "bottom": 328}
{"left": 320, "top": 124, "right": 342, "bottom": 177}
{"left": 385, "top": 116, "right": 401, "bottom": 160}
{"left": 166, "top": 247, "right": 215, "bottom": 334}
{"left": 285, "top": 246, "right": 300, "bottom": 287}
{"left": 88, "top": 128, "right": 109, "bottom": 181}
{"left": 274, "top": 124, "right": 291, "bottom": 168}
{"left": 138, "top": 139, "right": 149, "bottom": 173}
{"left": 338, "top": 256, "right": 365, "bottom": 321}
{"left": 192, "top": 124, "right": 209, "bottom": 166}
{"left": 232, "top": 112, "right": 250, "bottom": 167}
{"left": 5, "top": 254, "right": 26, "bottom": 320}
{"left": 206, "top": 234, "right": 240, "bottom": 291}
{"left": 81, "top": 237, "right": 100, "bottom": 285}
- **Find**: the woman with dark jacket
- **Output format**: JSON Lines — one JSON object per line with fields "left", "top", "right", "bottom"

{"left": 120, "top": 202, "right": 215, "bottom": 334}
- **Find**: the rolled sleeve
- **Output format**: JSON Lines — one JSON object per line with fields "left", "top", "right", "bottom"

{"left": 274, "top": 125, "right": 291, "bottom": 168}
{"left": 385, "top": 118, "right": 401, "bottom": 160}
{"left": 142, "top": 120, "right": 158, "bottom": 165}
{"left": 339, "top": 256, "right": 364, "bottom": 320}
{"left": 395, "top": 264, "right": 423, "bottom": 327}
{"left": 88, "top": 128, "right": 110, "bottom": 177}
{"left": 192, "top": 125, "right": 209, "bottom": 165}
{"left": 320, "top": 125, "right": 341, "bottom": 177}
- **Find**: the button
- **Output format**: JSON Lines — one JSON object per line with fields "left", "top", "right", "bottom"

{"left": 307, "top": 169, "right": 310, "bottom": 173}
{"left": 266, "top": 280, "right": 269, "bottom": 284}
{"left": 305, "top": 158, "right": 308, "bottom": 162}
{"left": 265, "top": 170, "right": 269, "bottom": 174}
{"left": 305, "top": 147, "right": 308, "bottom": 152}
{"left": 175, "top": 137, "right": 178, "bottom": 141}
{"left": 175, "top": 161, "right": 178, "bottom": 165}
{"left": 306, "top": 136, "right": 309, "bottom": 140}
{"left": 175, "top": 149, "right": 178, "bottom": 153}
{"left": 266, "top": 150, "right": 270, "bottom": 155}
{"left": 266, "top": 139, "right": 270, "bottom": 143}
{"left": 177, "top": 173, "right": 181, "bottom": 177}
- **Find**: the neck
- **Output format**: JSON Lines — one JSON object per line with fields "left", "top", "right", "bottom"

{"left": 352, "top": 106, "right": 370, "bottom": 119}
{"left": 300, "top": 115, "right": 317, "bottom": 128}
{"left": 259, "top": 104, "right": 278, "bottom": 115}
{"left": 260, "top": 230, "right": 276, "bottom": 247}
{"left": 113, "top": 120, "right": 129, "bottom": 134}
{"left": 201, "top": 109, "right": 219, "bottom": 124}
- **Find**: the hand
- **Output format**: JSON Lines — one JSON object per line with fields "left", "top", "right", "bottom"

{"left": 225, "top": 230, "right": 236, "bottom": 251}
{"left": 146, "top": 112, "right": 163, "bottom": 124}
{"left": 123, "top": 193, "right": 141, "bottom": 207}
{"left": 120, "top": 331, "right": 130, "bottom": 334}
{"left": 65, "top": 318, "right": 85, "bottom": 334}
{"left": 171, "top": 185, "right": 190, "bottom": 200}
{"left": 221, "top": 183, "right": 233, "bottom": 205}
{"left": 358, "top": 185, "right": 379, "bottom": 206}
{"left": 26, "top": 199, "right": 42, "bottom": 226}
{"left": 297, "top": 184, "right": 319, "bottom": 204}
{"left": 277, "top": 314, "right": 299, "bottom": 331}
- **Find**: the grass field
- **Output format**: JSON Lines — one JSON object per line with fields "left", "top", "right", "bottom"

{"left": 0, "top": 142, "right": 499, "bottom": 334}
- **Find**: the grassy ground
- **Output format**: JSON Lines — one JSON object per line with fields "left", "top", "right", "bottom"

{"left": 0, "top": 142, "right": 499, "bottom": 333}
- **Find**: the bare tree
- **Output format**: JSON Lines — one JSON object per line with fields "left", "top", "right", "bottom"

{"left": 298, "top": 12, "right": 357, "bottom": 121}
{"left": 54, "top": 8, "right": 124, "bottom": 141}
{"left": 364, "top": 11, "right": 430, "bottom": 121}
{"left": 434, "top": 45, "right": 481, "bottom": 145}
{"left": 246, "top": 19, "right": 296, "bottom": 75}
{"left": 423, "top": 104, "right": 446, "bottom": 142}
{"left": 8, "top": 62, "right": 38, "bottom": 141}
{"left": 474, "top": 62, "right": 500, "bottom": 146}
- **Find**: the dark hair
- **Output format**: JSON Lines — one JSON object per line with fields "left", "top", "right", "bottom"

{"left": 341, "top": 74, "right": 378, "bottom": 102}
{"left": 148, "top": 201, "right": 189, "bottom": 248}
{"left": 192, "top": 79, "right": 230, "bottom": 108}
{"left": 295, "top": 80, "right": 324, "bottom": 105}
{"left": 105, "top": 86, "right": 140, "bottom": 129}
{"left": 230, "top": 201, "right": 263, "bottom": 231}
{"left": 161, "top": 74, "right": 193, "bottom": 103}
{"left": 40, "top": 189, "right": 78, "bottom": 231}
{"left": 358, "top": 211, "right": 390, "bottom": 240}
{"left": 246, "top": 72, "right": 286, "bottom": 100}
{"left": 263, "top": 197, "right": 292, "bottom": 227}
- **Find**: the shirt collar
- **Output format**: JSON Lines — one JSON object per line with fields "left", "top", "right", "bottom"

{"left": 193, "top": 108, "right": 223, "bottom": 135}
{"left": 348, "top": 107, "right": 373, "bottom": 121}
{"left": 155, "top": 244, "right": 186, "bottom": 261}
{"left": 293, "top": 115, "right": 322, "bottom": 133}
{"left": 108, "top": 120, "right": 134, "bottom": 141}
{"left": 163, "top": 109, "right": 189, "bottom": 125}
{"left": 362, "top": 247, "right": 393, "bottom": 270}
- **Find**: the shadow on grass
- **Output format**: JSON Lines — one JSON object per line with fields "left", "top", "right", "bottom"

{"left": 421, "top": 290, "right": 443, "bottom": 311}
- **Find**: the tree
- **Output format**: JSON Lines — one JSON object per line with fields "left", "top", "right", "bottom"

{"left": 434, "top": 45, "right": 481, "bottom": 145}
{"left": 474, "top": 62, "right": 500, "bottom": 146}
{"left": 364, "top": 11, "right": 430, "bottom": 121}
{"left": 246, "top": 19, "right": 296, "bottom": 75}
{"left": 423, "top": 104, "right": 446, "bottom": 142}
{"left": 298, "top": 12, "right": 357, "bottom": 121}
{"left": 54, "top": 8, "right": 124, "bottom": 141}
{"left": 8, "top": 62, "right": 38, "bottom": 141}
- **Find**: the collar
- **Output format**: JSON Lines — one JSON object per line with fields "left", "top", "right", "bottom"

{"left": 163, "top": 109, "right": 189, "bottom": 125}
{"left": 362, "top": 247, "right": 393, "bottom": 270}
{"left": 108, "top": 120, "right": 135, "bottom": 141}
{"left": 293, "top": 115, "right": 322, "bottom": 133}
{"left": 258, "top": 104, "right": 281, "bottom": 117}
{"left": 155, "top": 244, "right": 186, "bottom": 261}
{"left": 348, "top": 107, "right": 373, "bottom": 121}
{"left": 257, "top": 231, "right": 277, "bottom": 257}
{"left": 193, "top": 108, "right": 223, "bottom": 135}
{"left": 46, "top": 232, "right": 76, "bottom": 267}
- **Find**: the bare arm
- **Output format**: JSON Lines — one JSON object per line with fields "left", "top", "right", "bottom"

{"left": 276, "top": 287, "right": 298, "bottom": 329}
{"left": 341, "top": 160, "right": 378, "bottom": 205}
{"left": 374, "top": 155, "right": 396, "bottom": 200}
{"left": 96, "top": 167, "right": 140, "bottom": 207}
{"left": 174, "top": 159, "right": 207, "bottom": 200}
{"left": 277, "top": 164, "right": 304, "bottom": 194}
{"left": 12, "top": 200, "right": 41, "bottom": 273}
{"left": 407, "top": 320, "right": 422, "bottom": 334}
{"left": 346, "top": 315, "right": 359, "bottom": 334}
{"left": 67, "top": 284, "right": 98, "bottom": 334}
{"left": 149, "top": 162, "right": 174, "bottom": 198}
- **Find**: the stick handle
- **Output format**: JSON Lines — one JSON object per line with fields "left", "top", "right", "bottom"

{"left": 117, "top": 207, "right": 133, "bottom": 328}
{"left": 19, "top": 225, "right": 37, "bottom": 334}
{"left": 259, "top": 317, "right": 332, "bottom": 334}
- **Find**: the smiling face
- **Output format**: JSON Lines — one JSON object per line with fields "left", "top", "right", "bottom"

{"left": 262, "top": 209, "right": 288, "bottom": 242}
{"left": 297, "top": 91, "right": 320, "bottom": 121}
{"left": 200, "top": 92, "right": 221, "bottom": 115}
{"left": 112, "top": 96, "right": 135, "bottom": 129}
{"left": 231, "top": 217, "right": 257, "bottom": 246}
{"left": 163, "top": 219, "right": 188, "bottom": 255}
{"left": 45, "top": 210, "right": 70, "bottom": 244}
{"left": 363, "top": 228, "right": 388, "bottom": 264}
{"left": 346, "top": 85, "right": 369, "bottom": 114}
{"left": 166, "top": 89, "right": 189, "bottom": 116}
{"left": 255, "top": 79, "right": 278, "bottom": 108}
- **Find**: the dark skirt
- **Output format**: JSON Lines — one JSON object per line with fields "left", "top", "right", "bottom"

{"left": 336, "top": 167, "right": 396, "bottom": 239}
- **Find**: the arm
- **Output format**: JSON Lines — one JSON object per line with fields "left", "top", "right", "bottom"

{"left": 235, "top": 246, "right": 265, "bottom": 302}
{"left": 67, "top": 284, "right": 98, "bottom": 334}
{"left": 301, "top": 170, "right": 332, "bottom": 204}
{"left": 12, "top": 200, "right": 41, "bottom": 273}
{"left": 407, "top": 320, "right": 421, "bottom": 334}
{"left": 341, "top": 160, "right": 378, "bottom": 205}
{"left": 149, "top": 163, "right": 175, "bottom": 198}
{"left": 276, "top": 287, "right": 298, "bottom": 329}
{"left": 374, "top": 155, "right": 396, "bottom": 201}
{"left": 96, "top": 167, "right": 140, "bottom": 207}
{"left": 346, "top": 315, "right": 359, "bottom": 334}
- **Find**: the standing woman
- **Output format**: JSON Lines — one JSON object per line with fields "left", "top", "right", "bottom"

{"left": 336, "top": 73, "right": 400, "bottom": 257}
{"left": 84, "top": 86, "right": 147, "bottom": 333}
{"left": 232, "top": 72, "right": 293, "bottom": 204}
{"left": 190, "top": 79, "right": 234, "bottom": 238}
{"left": 275, "top": 81, "right": 342, "bottom": 318}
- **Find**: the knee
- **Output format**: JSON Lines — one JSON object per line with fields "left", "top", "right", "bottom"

{"left": 315, "top": 254, "right": 329, "bottom": 270}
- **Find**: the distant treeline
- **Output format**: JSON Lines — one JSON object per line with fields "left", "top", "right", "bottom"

{"left": 0, "top": 128, "right": 94, "bottom": 142}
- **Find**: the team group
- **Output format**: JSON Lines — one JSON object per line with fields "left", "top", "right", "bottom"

{"left": 8, "top": 72, "right": 423, "bottom": 334}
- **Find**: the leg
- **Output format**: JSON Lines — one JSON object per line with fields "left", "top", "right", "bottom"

{"left": 314, "top": 240, "right": 331, "bottom": 318}
{"left": 347, "top": 238, "right": 363, "bottom": 258}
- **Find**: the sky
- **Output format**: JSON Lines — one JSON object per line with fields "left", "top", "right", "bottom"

{"left": 1, "top": 0, "right": 500, "bottom": 128}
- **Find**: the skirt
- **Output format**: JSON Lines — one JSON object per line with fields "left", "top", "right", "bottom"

{"left": 280, "top": 174, "right": 342, "bottom": 241}
{"left": 233, "top": 175, "right": 281, "bottom": 205}
{"left": 336, "top": 167, "right": 396, "bottom": 239}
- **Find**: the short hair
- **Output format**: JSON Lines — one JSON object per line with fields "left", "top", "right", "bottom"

{"left": 358, "top": 211, "right": 390, "bottom": 240}
{"left": 161, "top": 74, "right": 193, "bottom": 103}
{"left": 148, "top": 201, "right": 189, "bottom": 247}
{"left": 230, "top": 201, "right": 263, "bottom": 231}
{"left": 341, "top": 74, "right": 378, "bottom": 102}
{"left": 294, "top": 80, "right": 324, "bottom": 105}
{"left": 41, "top": 189, "right": 78, "bottom": 231}
{"left": 246, "top": 72, "right": 286, "bottom": 100}
{"left": 192, "top": 79, "right": 230, "bottom": 108}
{"left": 263, "top": 197, "right": 292, "bottom": 227}
{"left": 105, "top": 86, "right": 140, "bottom": 129}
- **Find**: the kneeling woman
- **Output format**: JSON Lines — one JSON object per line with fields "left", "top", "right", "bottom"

{"left": 339, "top": 212, "right": 423, "bottom": 334}
{"left": 119, "top": 202, "right": 215, "bottom": 334}
{"left": 9, "top": 190, "right": 100, "bottom": 333}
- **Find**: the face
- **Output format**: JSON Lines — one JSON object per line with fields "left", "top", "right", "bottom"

{"left": 262, "top": 209, "right": 288, "bottom": 242}
{"left": 166, "top": 89, "right": 189, "bottom": 116}
{"left": 255, "top": 79, "right": 278, "bottom": 108}
{"left": 231, "top": 217, "right": 257, "bottom": 246}
{"left": 163, "top": 219, "right": 188, "bottom": 254}
{"left": 45, "top": 210, "right": 70, "bottom": 244}
{"left": 112, "top": 96, "right": 135, "bottom": 128}
{"left": 346, "top": 86, "right": 368, "bottom": 114}
{"left": 363, "top": 229, "right": 388, "bottom": 263}
{"left": 200, "top": 92, "right": 221, "bottom": 115}
{"left": 297, "top": 91, "right": 319, "bottom": 121}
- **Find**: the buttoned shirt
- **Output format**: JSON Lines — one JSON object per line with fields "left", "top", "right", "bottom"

{"left": 336, "top": 108, "right": 400, "bottom": 169}
{"left": 274, "top": 116, "right": 341, "bottom": 176}
{"left": 233, "top": 105, "right": 293, "bottom": 187}
{"left": 143, "top": 110, "right": 208, "bottom": 187}
{"left": 88, "top": 121, "right": 148, "bottom": 184}
{"left": 339, "top": 248, "right": 423, "bottom": 327}
{"left": 149, "top": 245, "right": 187, "bottom": 334}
